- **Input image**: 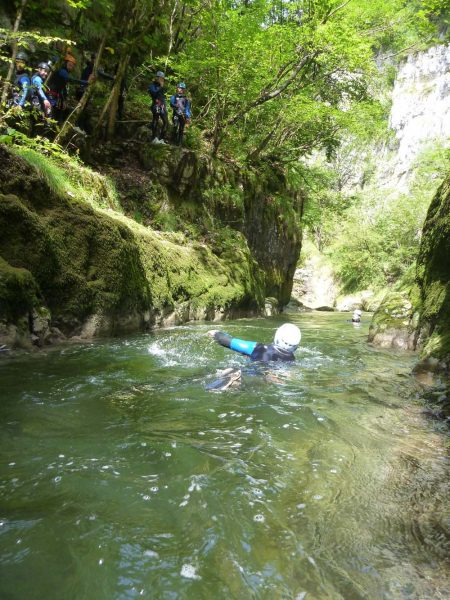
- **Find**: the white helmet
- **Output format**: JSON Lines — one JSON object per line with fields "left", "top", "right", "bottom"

{"left": 353, "top": 309, "right": 362, "bottom": 316}
{"left": 274, "top": 323, "right": 301, "bottom": 353}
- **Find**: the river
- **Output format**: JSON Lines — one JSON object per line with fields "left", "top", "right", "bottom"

{"left": 0, "top": 313, "right": 448, "bottom": 599}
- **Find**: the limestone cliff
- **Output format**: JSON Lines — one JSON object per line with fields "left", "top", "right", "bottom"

{"left": 378, "top": 44, "right": 450, "bottom": 192}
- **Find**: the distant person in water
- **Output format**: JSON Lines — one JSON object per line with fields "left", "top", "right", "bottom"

{"left": 207, "top": 323, "right": 301, "bottom": 363}
{"left": 350, "top": 309, "right": 362, "bottom": 323}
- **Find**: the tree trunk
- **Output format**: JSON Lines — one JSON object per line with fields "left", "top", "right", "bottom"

{"left": 55, "top": 34, "right": 107, "bottom": 146}
{"left": 1, "top": 0, "right": 28, "bottom": 105}
{"left": 93, "top": 0, "right": 141, "bottom": 140}
{"left": 105, "top": 53, "right": 130, "bottom": 140}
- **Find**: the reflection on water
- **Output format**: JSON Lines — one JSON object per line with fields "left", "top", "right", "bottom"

{"left": 0, "top": 313, "right": 448, "bottom": 599}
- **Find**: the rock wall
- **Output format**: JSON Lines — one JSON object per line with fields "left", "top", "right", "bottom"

{"left": 414, "top": 171, "right": 450, "bottom": 361}
{"left": 379, "top": 44, "right": 450, "bottom": 192}
{"left": 136, "top": 143, "right": 302, "bottom": 307}
{"left": 368, "top": 171, "right": 450, "bottom": 363}
{"left": 0, "top": 144, "right": 301, "bottom": 348}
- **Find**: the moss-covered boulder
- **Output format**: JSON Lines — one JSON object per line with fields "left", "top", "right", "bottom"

{"left": 0, "top": 144, "right": 270, "bottom": 346}
{"left": 414, "top": 171, "right": 450, "bottom": 362}
{"left": 368, "top": 291, "right": 417, "bottom": 350}
{"left": 135, "top": 144, "right": 302, "bottom": 306}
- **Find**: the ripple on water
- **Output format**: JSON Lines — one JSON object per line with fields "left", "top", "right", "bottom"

{"left": 0, "top": 314, "right": 448, "bottom": 599}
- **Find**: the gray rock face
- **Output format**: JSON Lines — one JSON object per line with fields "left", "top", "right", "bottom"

{"left": 291, "top": 257, "right": 338, "bottom": 309}
{"left": 380, "top": 44, "right": 450, "bottom": 191}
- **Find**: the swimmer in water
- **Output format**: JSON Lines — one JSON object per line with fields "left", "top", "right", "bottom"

{"left": 207, "top": 323, "right": 301, "bottom": 363}
{"left": 351, "top": 309, "right": 362, "bottom": 323}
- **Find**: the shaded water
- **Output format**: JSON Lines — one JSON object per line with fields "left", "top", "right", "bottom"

{"left": 0, "top": 313, "right": 448, "bottom": 599}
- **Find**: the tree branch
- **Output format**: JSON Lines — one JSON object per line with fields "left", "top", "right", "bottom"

{"left": 322, "top": 0, "right": 353, "bottom": 24}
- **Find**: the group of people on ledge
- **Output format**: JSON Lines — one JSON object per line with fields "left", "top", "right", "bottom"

{"left": 8, "top": 51, "right": 95, "bottom": 121}
{"left": 148, "top": 70, "right": 191, "bottom": 146}
{"left": 6, "top": 50, "right": 192, "bottom": 145}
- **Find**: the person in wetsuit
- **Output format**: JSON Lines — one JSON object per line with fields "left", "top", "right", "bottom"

{"left": 9, "top": 51, "right": 30, "bottom": 109}
{"left": 47, "top": 53, "right": 92, "bottom": 121}
{"left": 207, "top": 323, "right": 301, "bottom": 363}
{"left": 148, "top": 70, "right": 168, "bottom": 142}
{"left": 30, "top": 62, "right": 52, "bottom": 117}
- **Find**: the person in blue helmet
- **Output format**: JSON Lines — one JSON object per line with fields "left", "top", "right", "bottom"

{"left": 207, "top": 323, "right": 301, "bottom": 363}
{"left": 170, "top": 82, "right": 191, "bottom": 145}
{"left": 30, "top": 62, "right": 52, "bottom": 117}
{"left": 148, "top": 70, "right": 168, "bottom": 143}
{"left": 9, "top": 51, "right": 31, "bottom": 109}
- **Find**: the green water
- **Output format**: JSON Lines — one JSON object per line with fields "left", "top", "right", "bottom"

{"left": 0, "top": 313, "right": 448, "bottom": 599}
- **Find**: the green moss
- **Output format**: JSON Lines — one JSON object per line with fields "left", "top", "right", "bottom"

{"left": 0, "top": 256, "right": 40, "bottom": 321}
{"left": 422, "top": 331, "right": 450, "bottom": 359}
{"left": 415, "top": 171, "right": 450, "bottom": 360}
{"left": 369, "top": 291, "right": 414, "bottom": 333}
{"left": 12, "top": 146, "right": 121, "bottom": 211}
{"left": 0, "top": 141, "right": 299, "bottom": 335}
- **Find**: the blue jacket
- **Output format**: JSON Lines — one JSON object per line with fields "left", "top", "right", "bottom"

{"left": 170, "top": 93, "right": 191, "bottom": 119}
{"left": 14, "top": 71, "right": 30, "bottom": 106}
{"left": 49, "top": 68, "right": 88, "bottom": 96}
{"left": 212, "top": 331, "right": 295, "bottom": 363}
{"left": 148, "top": 81, "right": 167, "bottom": 107}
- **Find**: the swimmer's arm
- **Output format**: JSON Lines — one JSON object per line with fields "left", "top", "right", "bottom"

{"left": 207, "top": 330, "right": 257, "bottom": 356}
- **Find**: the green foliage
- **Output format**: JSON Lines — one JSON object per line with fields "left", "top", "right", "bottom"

{"left": 324, "top": 143, "right": 450, "bottom": 292}
{"left": 202, "top": 182, "right": 244, "bottom": 214}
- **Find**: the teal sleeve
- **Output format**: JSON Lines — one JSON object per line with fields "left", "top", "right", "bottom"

{"left": 230, "top": 338, "right": 257, "bottom": 356}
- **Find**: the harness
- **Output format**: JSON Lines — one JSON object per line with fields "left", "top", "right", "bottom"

{"left": 174, "top": 94, "right": 187, "bottom": 115}
{"left": 153, "top": 99, "right": 166, "bottom": 114}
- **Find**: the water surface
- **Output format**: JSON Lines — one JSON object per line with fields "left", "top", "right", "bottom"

{"left": 0, "top": 313, "right": 448, "bottom": 599}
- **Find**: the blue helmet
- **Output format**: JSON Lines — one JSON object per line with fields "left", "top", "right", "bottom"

{"left": 156, "top": 71, "right": 165, "bottom": 78}
{"left": 177, "top": 82, "right": 186, "bottom": 89}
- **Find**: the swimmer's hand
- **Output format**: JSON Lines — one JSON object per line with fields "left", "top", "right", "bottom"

{"left": 207, "top": 330, "right": 219, "bottom": 337}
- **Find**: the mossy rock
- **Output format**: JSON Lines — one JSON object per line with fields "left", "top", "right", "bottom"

{"left": 368, "top": 291, "right": 416, "bottom": 350}
{"left": 0, "top": 255, "right": 40, "bottom": 321}
{"left": 0, "top": 145, "right": 270, "bottom": 339}
{"left": 415, "top": 171, "right": 450, "bottom": 361}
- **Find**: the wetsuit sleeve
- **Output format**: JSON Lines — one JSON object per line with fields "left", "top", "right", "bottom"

{"left": 212, "top": 331, "right": 257, "bottom": 356}
{"left": 33, "top": 76, "right": 48, "bottom": 102}
{"left": 68, "top": 75, "right": 89, "bottom": 85}
{"left": 60, "top": 68, "right": 89, "bottom": 87}
{"left": 185, "top": 99, "right": 191, "bottom": 119}
{"left": 98, "top": 69, "right": 114, "bottom": 81}
{"left": 230, "top": 338, "right": 257, "bottom": 356}
{"left": 170, "top": 95, "right": 176, "bottom": 109}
